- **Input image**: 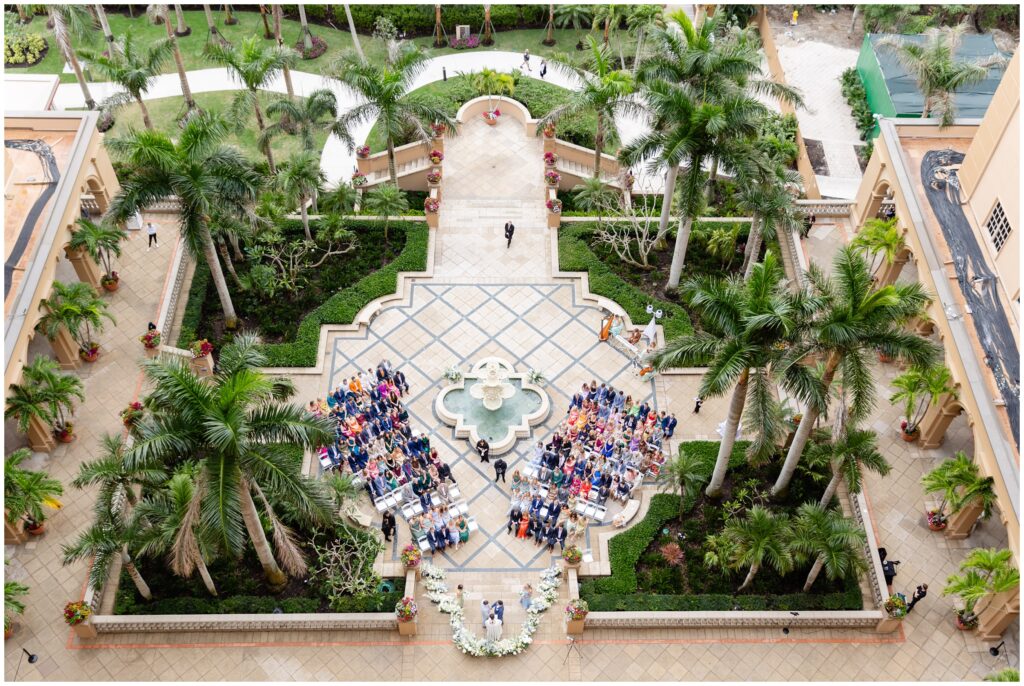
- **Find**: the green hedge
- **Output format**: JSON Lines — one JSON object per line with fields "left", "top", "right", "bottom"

{"left": 558, "top": 223, "right": 692, "bottom": 341}
{"left": 281, "top": 5, "right": 549, "bottom": 37}
{"left": 585, "top": 584, "right": 863, "bottom": 611}
{"left": 176, "top": 257, "right": 211, "bottom": 349}
{"left": 258, "top": 223, "right": 429, "bottom": 367}
{"left": 114, "top": 590, "right": 402, "bottom": 615}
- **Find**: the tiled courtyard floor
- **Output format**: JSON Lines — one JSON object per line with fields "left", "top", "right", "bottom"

{"left": 4, "top": 114, "right": 1018, "bottom": 682}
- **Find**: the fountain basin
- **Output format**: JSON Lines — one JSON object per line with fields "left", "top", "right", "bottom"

{"left": 435, "top": 357, "right": 550, "bottom": 456}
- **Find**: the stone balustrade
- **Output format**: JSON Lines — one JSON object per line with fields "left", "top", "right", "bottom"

{"left": 91, "top": 612, "right": 397, "bottom": 634}
{"left": 356, "top": 140, "right": 434, "bottom": 190}
{"left": 584, "top": 610, "right": 882, "bottom": 629}
{"left": 795, "top": 199, "right": 856, "bottom": 217}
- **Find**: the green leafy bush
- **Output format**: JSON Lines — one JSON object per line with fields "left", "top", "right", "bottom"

{"left": 176, "top": 258, "right": 211, "bottom": 348}
{"left": 280, "top": 597, "right": 321, "bottom": 613}
{"left": 840, "top": 67, "right": 876, "bottom": 143}
{"left": 283, "top": 5, "right": 550, "bottom": 36}
{"left": 4, "top": 32, "right": 47, "bottom": 67}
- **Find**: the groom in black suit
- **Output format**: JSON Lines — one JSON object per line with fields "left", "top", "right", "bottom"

{"left": 504, "top": 220, "right": 515, "bottom": 248}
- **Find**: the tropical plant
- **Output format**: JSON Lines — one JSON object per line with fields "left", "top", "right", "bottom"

{"left": 705, "top": 223, "right": 741, "bottom": 268}
{"left": 204, "top": 36, "right": 298, "bottom": 173}
{"left": 330, "top": 42, "right": 457, "bottom": 184}
{"left": 260, "top": 88, "right": 350, "bottom": 155}
{"left": 890, "top": 362, "right": 957, "bottom": 436}
{"left": 772, "top": 246, "right": 938, "bottom": 494}
{"left": 921, "top": 452, "right": 997, "bottom": 524}
{"left": 48, "top": 5, "right": 96, "bottom": 109}
{"left": 276, "top": 151, "right": 325, "bottom": 241}
{"left": 341, "top": 3, "right": 364, "bottom": 62}
{"left": 5, "top": 356, "right": 84, "bottom": 440}
{"left": 471, "top": 67, "right": 515, "bottom": 112}
{"left": 37, "top": 280, "right": 115, "bottom": 356}
{"left": 5, "top": 570, "right": 29, "bottom": 633}
{"left": 626, "top": 5, "right": 664, "bottom": 74}
{"left": 271, "top": 5, "right": 295, "bottom": 97}
{"left": 131, "top": 463, "right": 220, "bottom": 596}
{"left": 125, "top": 332, "right": 337, "bottom": 587}
{"left": 71, "top": 432, "right": 166, "bottom": 513}
{"left": 106, "top": 110, "right": 262, "bottom": 329}
{"left": 296, "top": 2, "right": 315, "bottom": 52}
{"left": 736, "top": 156, "right": 801, "bottom": 278}
{"left": 363, "top": 183, "right": 409, "bottom": 246}
{"left": 4, "top": 448, "right": 63, "bottom": 530}
{"left": 78, "top": 30, "right": 171, "bottom": 130}
{"left": 650, "top": 252, "right": 811, "bottom": 496}
{"left": 539, "top": 36, "right": 637, "bottom": 179}
{"left": 321, "top": 183, "right": 359, "bottom": 215}
{"left": 850, "top": 217, "right": 906, "bottom": 278}
{"left": 147, "top": 4, "right": 196, "bottom": 113}
{"left": 804, "top": 428, "right": 891, "bottom": 508}
{"left": 553, "top": 4, "right": 593, "bottom": 47}
{"left": 942, "top": 548, "right": 1019, "bottom": 628}
{"left": 572, "top": 176, "right": 618, "bottom": 224}
{"left": 877, "top": 23, "right": 1008, "bottom": 127}
{"left": 68, "top": 218, "right": 127, "bottom": 282}
{"left": 705, "top": 505, "right": 793, "bottom": 592}
{"left": 200, "top": 3, "right": 226, "bottom": 45}
{"left": 790, "top": 502, "right": 867, "bottom": 592}
{"left": 61, "top": 504, "right": 152, "bottom": 600}
{"left": 985, "top": 668, "right": 1021, "bottom": 682}
{"left": 656, "top": 449, "right": 707, "bottom": 515}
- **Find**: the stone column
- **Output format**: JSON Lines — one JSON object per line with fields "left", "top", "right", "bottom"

{"left": 547, "top": 187, "right": 560, "bottom": 229}
{"left": 25, "top": 413, "right": 57, "bottom": 453}
{"left": 976, "top": 587, "right": 1019, "bottom": 641}
{"left": 918, "top": 394, "right": 962, "bottom": 449}
{"left": 875, "top": 615, "right": 902, "bottom": 633}
{"left": 876, "top": 247, "right": 911, "bottom": 286}
{"left": 543, "top": 136, "right": 556, "bottom": 155}
{"left": 64, "top": 245, "right": 102, "bottom": 289}
{"left": 48, "top": 326, "right": 81, "bottom": 370}
{"left": 4, "top": 516, "right": 28, "bottom": 545}
{"left": 945, "top": 499, "right": 984, "bottom": 539}
{"left": 431, "top": 136, "right": 444, "bottom": 154}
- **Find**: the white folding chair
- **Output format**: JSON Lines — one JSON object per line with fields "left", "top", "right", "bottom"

{"left": 467, "top": 518, "right": 479, "bottom": 533}
{"left": 418, "top": 537, "right": 432, "bottom": 553}
{"left": 450, "top": 484, "right": 462, "bottom": 500}
{"left": 374, "top": 497, "right": 388, "bottom": 513}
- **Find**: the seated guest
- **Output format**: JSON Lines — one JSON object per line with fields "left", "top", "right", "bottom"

{"left": 534, "top": 520, "right": 550, "bottom": 546}
{"left": 507, "top": 507, "right": 523, "bottom": 535}
{"left": 596, "top": 483, "right": 611, "bottom": 505}
{"left": 549, "top": 522, "right": 567, "bottom": 552}
{"left": 528, "top": 494, "right": 543, "bottom": 517}
{"left": 544, "top": 499, "right": 562, "bottom": 525}
{"left": 517, "top": 513, "right": 532, "bottom": 539}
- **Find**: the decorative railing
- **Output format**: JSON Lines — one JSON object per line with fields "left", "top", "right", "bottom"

{"left": 92, "top": 613, "right": 396, "bottom": 634}
{"left": 584, "top": 610, "right": 881, "bottom": 629}
{"left": 848, "top": 490, "right": 888, "bottom": 609}
{"left": 156, "top": 237, "right": 190, "bottom": 343}
{"left": 795, "top": 199, "right": 855, "bottom": 217}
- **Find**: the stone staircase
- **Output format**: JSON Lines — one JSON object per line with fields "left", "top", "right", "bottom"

{"left": 554, "top": 158, "right": 622, "bottom": 187}
{"left": 367, "top": 157, "right": 432, "bottom": 184}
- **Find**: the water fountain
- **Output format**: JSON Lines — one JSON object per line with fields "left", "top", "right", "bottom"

{"left": 435, "top": 357, "right": 550, "bottom": 456}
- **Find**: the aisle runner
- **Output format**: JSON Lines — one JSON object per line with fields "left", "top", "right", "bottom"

{"left": 420, "top": 563, "right": 563, "bottom": 657}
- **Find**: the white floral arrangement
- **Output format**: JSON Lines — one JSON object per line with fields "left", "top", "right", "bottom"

{"left": 527, "top": 369, "right": 545, "bottom": 385}
{"left": 443, "top": 364, "right": 463, "bottom": 383}
{"left": 420, "top": 562, "right": 447, "bottom": 580}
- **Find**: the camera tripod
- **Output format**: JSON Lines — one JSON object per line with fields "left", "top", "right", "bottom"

{"left": 562, "top": 636, "right": 583, "bottom": 664}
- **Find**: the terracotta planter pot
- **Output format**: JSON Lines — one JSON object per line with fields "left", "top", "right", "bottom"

{"left": 397, "top": 618, "right": 417, "bottom": 636}
{"left": 4, "top": 627, "right": 12, "bottom": 639}
{"left": 56, "top": 430, "right": 75, "bottom": 444}
{"left": 566, "top": 617, "right": 585, "bottom": 635}
{"left": 80, "top": 349, "right": 100, "bottom": 363}
{"left": 102, "top": 280, "right": 119, "bottom": 292}
{"left": 955, "top": 614, "right": 976, "bottom": 631}
{"left": 926, "top": 512, "right": 947, "bottom": 531}
{"left": 25, "top": 522, "right": 45, "bottom": 536}
{"left": 484, "top": 118, "right": 497, "bottom": 127}
{"left": 900, "top": 429, "right": 919, "bottom": 443}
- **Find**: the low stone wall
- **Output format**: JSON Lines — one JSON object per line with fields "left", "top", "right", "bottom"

{"left": 90, "top": 612, "right": 396, "bottom": 634}
{"left": 585, "top": 610, "right": 882, "bottom": 629}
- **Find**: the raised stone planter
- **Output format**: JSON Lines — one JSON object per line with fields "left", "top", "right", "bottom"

{"left": 190, "top": 354, "right": 214, "bottom": 378}
{"left": 397, "top": 618, "right": 417, "bottom": 635}
{"left": 566, "top": 618, "right": 585, "bottom": 635}
{"left": 71, "top": 618, "right": 98, "bottom": 639}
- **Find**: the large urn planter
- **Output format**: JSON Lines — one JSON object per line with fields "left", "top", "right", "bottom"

{"left": 355, "top": 145, "right": 370, "bottom": 160}
{"left": 562, "top": 545, "right": 583, "bottom": 571}
{"left": 140, "top": 330, "right": 161, "bottom": 358}
{"left": 544, "top": 170, "right": 561, "bottom": 188}
{"left": 427, "top": 170, "right": 442, "bottom": 189}
{"left": 395, "top": 596, "right": 418, "bottom": 636}
{"left": 101, "top": 272, "right": 120, "bottom": 292}
{"left": 544, "top": 152, "right": 558, "bottom": 168}
{"left": 65, "top": 601, "right": 97, "bottom": 639}
{"left": 25, "top": 520, "right": 46, "bottom": 536}
{"left": 189, "top": 340, "right": 214, "bottom": 377}
{"left": 564, "top": 599, "right": 588, "bottom": 636}
{"left": 55, "top": 425, "right": 76, "bottom": 444}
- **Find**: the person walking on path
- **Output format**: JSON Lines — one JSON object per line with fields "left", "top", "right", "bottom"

{"left": 519, "top": 584, "right": 533, "bottom": 611}
{"left": 146, "top": 221, "right": 159, "bottom": 250}
{"left": 494, "top": 457, "right": 507, "bottom": 483}
{"left": 907, "top": 584, "right": 928, "bottom": 613}
{"left": 504, "top": 220, "right": 515, "bottom": 248}
{"left": 801, "top": 212, "right": 816, "bottom": 239}
{"left": 521, "top": 49, "right": 532, "bottom": 72}
{"left": 539, "top": 60, "right": 547, "bottom": 79}
{"left": 476, "top": 438, "right": 491, "bottom": 463}
{"left": 693, "top": 396, "right": 704, "bottom": 414}
{"left": 381, "top": 510, "right": 396, "bottom": 542}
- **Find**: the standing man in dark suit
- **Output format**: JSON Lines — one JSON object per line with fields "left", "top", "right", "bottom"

{"left": 504, "top": 220, "right": 515, "bottom": 248}
{"left": 493, "top": 457, "right": 508, "bottom": 483}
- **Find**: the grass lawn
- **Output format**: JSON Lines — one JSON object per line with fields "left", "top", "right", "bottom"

{"left": 409, "top": 28, "right": 642, "bottom": 63}
{"left": 103, "top": 90, "right": 326, "bottom": 162}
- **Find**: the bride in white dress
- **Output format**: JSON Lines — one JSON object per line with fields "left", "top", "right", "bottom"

{"left": 484, "top": 614, "right": 503, "bottom": 642}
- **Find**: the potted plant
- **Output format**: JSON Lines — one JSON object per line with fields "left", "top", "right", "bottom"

{"left": 5, "top": 576, "right": 28, "bottom": 639}
{"left": 355, "top": 145, "right": 370, "bottom": 159}
{"left": 942, "top": 548, "right": 1019, "bottom": 632}
{"left": 423, "top": 197, "right": 440, "bottom": 214}
{"left": 544, "top": 152, "right": 558, "bottom": 168}
{"left": 5, "top": 356, "right": 83, "bottom": 447}
{"left": 921, "top": 452, "right": 995, "bottom": 535}
{"left": 564, "top": 598, "right": 588, "bottom": 634}
{"left": 4, "top": 448, "right": 63, "bottom": 537}
{"left": 482, "top": 109, "right": 501, "bottom": 125}
{"left": 426, "top": 170, "right": 442, "bottom": 186}
{"left": 139, "top": 329, "right": 161, "bottom": 358}
{"left": 189, "top": 338, "right": 215, "bottom": 377}
{"left": 120, "top": 401, "right": 144, "bottom": 429}
{"left": 544, "top": 170, "right": 561, "bottom": 187}
{"left": 543, "top": 124, "right": 556, "bottom": 139}
{"left": 68, "top": 218, "right": 127, "bottom": 294}
{"left": 890, "top": 363, "right": 957, "bottom": 442}
{"left": 430, "top": 122, "right": 446, "bottom": 139}
{"left": 395, "top": 596, "right": 418, "bottom": 635}
{"left": 546, "top": 199, "right": 562, "bottom": 214}
{"left": 883, "top": 593, "right": 908, "bottom": 619}
{"left": 63, "top": 600, "right": 91, "bottom": 626}
{"left": 37, "top": 280, "right": 115, "bottom": 364}
{"left": 926, "top": 509, "right": 948, "bottom": 531}
{"left": 400, "top": 543, "right": 422, "bottom": 569}
{"left": 624, "top": 171, "right": 635, "bottom": 190}
{"left": 190, "top": 339, "right": 213, "bottom": 359}
{"left": 351, "top": 171, "right": 367, "bottom": 187}
{"left": 562, "top": 545, "right": 583, "bottom": 568}
{"left": 429, "top": 150, "right": 444, "bottom": 165}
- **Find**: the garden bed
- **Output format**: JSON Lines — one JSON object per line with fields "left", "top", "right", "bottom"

{"left": 579, "top": 441, "right": 863, "bottom": 612}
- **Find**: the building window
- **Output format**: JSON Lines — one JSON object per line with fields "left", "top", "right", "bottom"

{"left": 985, "top": 201, "right": 1012, "bottom": 252}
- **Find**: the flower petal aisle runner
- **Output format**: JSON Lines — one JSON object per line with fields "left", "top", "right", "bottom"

{"left": 422, "top": 563, "right": 563, "bottom": 657}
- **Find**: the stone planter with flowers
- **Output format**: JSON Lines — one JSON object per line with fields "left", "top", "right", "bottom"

{"left": 427, "top": 170, "right": 442, "bottom": 188}
{"left": 64, "top": 601, "right": 96, "bottom": 639}
{"left": 351, "top": 171, "right": 367, "bottom": 188}
{"left": 543, "top": 152, "right": 558, "bottom": 168}
{"left": 139, "top": 329, "right": 161, "bottom": 358}
{"left": 562, "top": 545, "right": 583, "bottom": 569}
{"left": 544, "top": 170, "right": 561, "bottom": 188}
{"left": 120, "top": 401, "right": 144, "bottom": 429}
{"left": 428, "top": 149, "right": 444, "bottom": 167}
{"left": 482, "top": 109, "right": 500, "bottom": 126}
{"left": 395, "top": 596, "right": 418, "bottom": 636}
{"left": 189, "top": 339, "right": 214, "bottom": 377}
{"left": 564, "top": 598, "right": 588, "bottom": 635}
{"left": 355, "top": 145, "right": 370, "bottom": 159}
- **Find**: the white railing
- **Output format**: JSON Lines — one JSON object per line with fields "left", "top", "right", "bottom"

{"left": 795, "top": 199, "right": 855, "bottom": 217}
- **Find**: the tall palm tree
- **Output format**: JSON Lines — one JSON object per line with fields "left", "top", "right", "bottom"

{"left": 5, "top": 357, "right": 84, "bottom": 441}
{"left": 148, "top": 4, "right": 196, "bottom": 113}
{"left": 943, "top": 548, "right": 1020, "bottom": 626}
{"left": 71, "top": 433, "right": 167, "bottom": 512}
{"left": 205, "top": 36, "right": 298, "bottom": 174}
{"left": 79, "top": 31, "right": 172, "bottom": 131}
{"left": 592, "top": 4, "right": 629, "bottom": 68}
{"left": 277, "top": 152, "right": 325, "bottom": 241}
{"left": 626, "top": 4, "right": 663, "bottom": 74}
{"left": 736, "top": 157, "right": 801, "bottom": 278}
{"left": 657, "top": 449, "right": 707, "bottom": 515}
{"left": 48, "top": 5, "right": 96, "bottom": 110}
{"left": 878, "top": 23, "right": 1007, "bottom": 127}
{"left": 201, "top": 3, "right": 227, "bottom": 45}
{"left": 296, "top": 3, "right": 314, "bottom": 52}
{"left": 542, "top": 3, "right": 556, "bottom": 46}
{"left": 4, "top": 448, "right": 64, "bottom": 530}
{"left": 172, "top": 4, "right": 189, "bottom": 35}
{"left": 106, "top": 111, "right": 261, "bottom": 329}
{"left": 363, "top": 183, "right": 409, "bottom": 246}
{"left": 539, "top": 37, "right": 638, "bottom": 179}
{"left": 714, "top": 505, "right": 793, "bottom": 592}
{"left": 331, "top": 43, "right": 457, "bottom": 184}
{"left": 772, "top": 247, "right": 938, "bottom": 494}
{"left": 805, "top": 428, "right": 891, "bottom": 508}
{"left": 125, "top": 333, "right": 337, "bottom": 587}
{"left": 62, "top": 506, "right": 152, "bottom": 600}
{"left": 272, "top": 5, "right": 295, "bottom": 98}
{"left": 342, "top": 3, "right": 365, "bottom": 63}
{"left": 132, "top": 464, "right": 220, "bottom": 596}
{"left": 554, "top": 4, "right": 593, "bottom": 49}
{"left": 260, "top": 89, "right": 348, "bottom": 155}
{"left": 790, "top": 502, "right": 867, "bottom": 592}
{"left": 650, "top": 253, "right": 814, "bottom": 496}
{"left": 850, "top": 217, "right": 906, "bottom": 278}
{"left": 889, "top": 362, "right": 957, "bottom": 436}
{"left": 37, "top": 280, "right": 116, "bottom": 355}
{"left": 68, "top": 218, "right": 127, "bottom": 281}
{"left": 93, "top": 4, "right": 117, "bottom": 56}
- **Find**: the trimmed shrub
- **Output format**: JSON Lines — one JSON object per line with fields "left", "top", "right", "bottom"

{"left": 176, "top": 258, "right": 211, "bottom": 348}
{"left": 4, "top": 33, "right": 47, "bottom": 67}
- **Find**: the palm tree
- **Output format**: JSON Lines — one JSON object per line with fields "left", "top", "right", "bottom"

{"left": 148, "top": 4, "right": 196, "bottom": 113}
{"left": 650, "top": 252, "right": 809, "bottom": 497}
{"left": 657, "top": 449, "right": 707, "bottom": 515}
{"left": 805, "top": 428, "right": 891, "bottom": 508}
{"left": 277, "top": 152, "right": 325, "bottom": 241}
{"left": 68, "top": 218, "right": 127, "bottom": 282}
{"left": 341, "top": 3, "right": 365, "bottom": 63}
{"left": 172, "top": 4, "right": 189, "bottom": 35}
{"left": 716, "top": 505, "right": 793, "bottom": 592}
{"left": 48, "top": 5, "right": 96, "bottom": 110}
{"left": 331, "top": 43, "right": 457, "bottom": 184}
{"left": 125, "top": 332, "right": 336, "bottom": 587}
{"left": 260, "top": 89, "right": 348, "bottom": 156}
{"left": 322, "top": 183, "right": 359, "bottom": 215}
{"left": 37, "top": 280, "right": 116, "bottom": 355}
{"left": 554, "top": 4, "right": 593, "bottom": 48}
{"left": 542, "top": 3, "right": 556, "bottom": 46}
{"left": 890, "top": 363, "right": 957, "bottom": 436}
{"left": 878, "top": 23, "right": 1007, "bottom": 127}
{"left": 78, "top": 31, "right": 172, "bottom": 131}
{"left": 772, "top": 247, "right": 938, "bottom": 495}
{"left": 790, "top": 502, "right": 867, "bottom": 592}
{"left": 105, "top": 110, "right": 261, "bottom": 329}
{"left": 5, "top": 573, "right": 29, "bottom": 634}
{"left": 922, "top": 452, "right": 997, "bottom": 524}
{"left": 71, "top": 433, "right": 167, "bottom": 512}
{"left": 942, "top": 548, "right": 1019, "bottom": 626}
{"left": 296, "top": 3, "right": 314, "bottom": 52}
{"left": 572, "top": 177, "right": 618, "bottom": 224}
{"left": 627, "top": 5, "right": 663, "bottom": 74}
{"left": 201, "top": 3, "right": 227, "bottom": 45}
{"left": 204, "top": 36, "right": 298, "bottom": 174}
{"left": 5, "top": 448, "right": 64, "bottom": 531}
{"left": 737, "top": 157, "right": 801, "bottom": 278}
{"left": 471, "top": 68, "right": 515, "bottom": 113}
{"left": 93, "top": 4, "right": 117, "bottom": 56}
{"left": 592, "top": 4, "right": 629, "bottom": 67}
{"left": 539, "top": 37, "right": 638, "bottom": 179}
{"left": 132, "top": 464, "right": 220, "bottom": 596}
{"left": 62, "top": 507, "right": 152, "bottom": 600}
{"left": 363, "top": 183, "right": 409, "bottom": 246}
{"left": 272, "top": 5, "right": 295, "bottom": 98}
{"left": 850, "top": 217, "right": 906, "bottom": 278}
{"left": 5, "top": 356, "right": 84, "bottom": 441}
